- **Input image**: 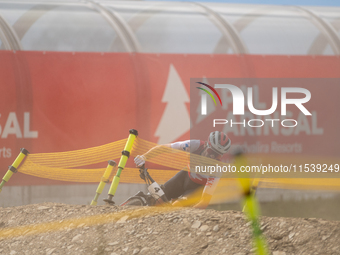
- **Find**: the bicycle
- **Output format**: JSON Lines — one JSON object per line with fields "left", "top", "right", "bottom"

{"left": 114, "top": 165, "right": 169, "bottom": 206}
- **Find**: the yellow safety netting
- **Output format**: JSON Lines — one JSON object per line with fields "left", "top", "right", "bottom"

{"left": 3, "top": 136, "right": 340, "bottom": 253}
{"left": 17, "top": 137, "right": 232, "bottom": 183}
{"left": 15, "top": 137, "right": 340, "bottom": 192}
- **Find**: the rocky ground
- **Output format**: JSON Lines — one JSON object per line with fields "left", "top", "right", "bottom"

{"left": 0, "top": 203, "right": 339, "bottom": 255}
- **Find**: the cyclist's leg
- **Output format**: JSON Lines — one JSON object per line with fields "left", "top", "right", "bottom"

{"left": 182, "top": 176, "right": 204, "bottom": 203}
{"left": 172, "top": 183, "right": 204, "bottom": 206}
{"left": 183, "top": 174, "right": 205, "bottom": 193}
{"left": 162, "top": 170, "right": 187, "bottom": 200}
{"left": 182, "top": 186, "right": 204, "bottom": 197}
{"left": 177, "top": 188, "right": 203, "bottom": 205}
{"left": 163, "top": 170, "right": 205, "bottom": 201}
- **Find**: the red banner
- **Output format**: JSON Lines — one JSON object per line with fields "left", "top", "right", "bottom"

{"left": 1, "top": 51, "right": 339, "bottom": 185}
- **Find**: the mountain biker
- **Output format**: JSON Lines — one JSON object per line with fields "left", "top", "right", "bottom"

{"left": 134, "top": 131, "right": 231, "bottom": 209}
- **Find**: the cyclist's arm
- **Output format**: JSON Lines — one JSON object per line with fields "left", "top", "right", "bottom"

{"left": 142, "top": 144, "right": 172, "bottom": 160}
{"left": 134, "top": 144, "right": 173, "bottom": 167}
{"left": 142, "top": 140, "right": 197, "bottom": 160}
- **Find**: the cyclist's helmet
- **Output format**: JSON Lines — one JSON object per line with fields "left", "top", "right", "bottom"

{"left": 207, "top": 131, "right": 231, "bottom": 155}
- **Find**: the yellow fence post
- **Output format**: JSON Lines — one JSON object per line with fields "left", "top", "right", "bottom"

{"left": 104, "top": 129, "right": 138, "bottom": 205}
{"left": 0, "top": 148, "right": 29, "bottom": 194}
{"left": 234, "top": 151, "right": 268, "bottom": 255}
{"left": 91, "top": 160, "right": 117, "bottom": 205}
{"left": 242, "top": 178, "right": 261, "bottom": 213}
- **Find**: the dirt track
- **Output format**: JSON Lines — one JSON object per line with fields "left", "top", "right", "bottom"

{"left": 0, "top": 203, "right": 339, "bottom": 255}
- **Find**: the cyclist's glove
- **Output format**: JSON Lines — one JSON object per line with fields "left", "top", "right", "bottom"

{"left": 134, "top": 155, "right": 146, "bottom": 167}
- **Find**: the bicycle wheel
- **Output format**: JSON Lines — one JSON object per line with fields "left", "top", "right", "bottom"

{"left": 120, "top": 197, "right": 145, "bottom": 206}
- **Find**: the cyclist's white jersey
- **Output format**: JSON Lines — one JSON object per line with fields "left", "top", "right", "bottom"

{"left": 171, "top": 140, "right": 219, "bottom": 196}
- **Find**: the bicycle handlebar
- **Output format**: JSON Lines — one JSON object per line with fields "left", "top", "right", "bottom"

{"left": 138, "top": 164, "right": 169, "bottom": 203}
{"left": 139, "top": 165, "right": 155, "bottom": 184}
